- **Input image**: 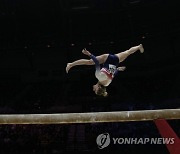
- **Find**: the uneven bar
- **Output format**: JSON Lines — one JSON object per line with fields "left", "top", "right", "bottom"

{"left": 0, "top": 109, "right": 179, "bottom": 124}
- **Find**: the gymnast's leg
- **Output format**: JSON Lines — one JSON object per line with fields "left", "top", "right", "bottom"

{"left": 115, "top": 44, "right": 144, "bottom": 63}
{"left": 66, "top": 49, "right": 108, "bottom": 73}
{"left": 66, "top": 59, "right": 93, "bottom": 73}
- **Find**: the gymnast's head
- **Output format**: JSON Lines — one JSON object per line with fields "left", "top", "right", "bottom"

{"left": 93, "top": 82, "right": 108, "bottom": 97}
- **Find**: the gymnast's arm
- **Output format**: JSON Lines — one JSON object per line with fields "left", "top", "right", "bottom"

{"left": 114, "top": 66, "right": 126, "bottom": 76}
{"left": 89, "top": 54, "right": 100, "bottom": 70}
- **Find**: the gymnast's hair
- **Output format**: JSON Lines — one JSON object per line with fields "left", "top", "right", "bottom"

{"left": 96, "top": 84, "right": 108, "bottom": 97}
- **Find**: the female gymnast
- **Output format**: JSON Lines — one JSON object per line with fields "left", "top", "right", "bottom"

{"left": 66, "top": 44, "right": 144, "bottom": 97}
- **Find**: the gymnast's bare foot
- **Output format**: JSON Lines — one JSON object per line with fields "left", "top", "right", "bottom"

{"left": 139, "top": 44, "right": 144, "bottom": 53}
{"left": 66, "top": 63, "right": 72, "bottom": 73}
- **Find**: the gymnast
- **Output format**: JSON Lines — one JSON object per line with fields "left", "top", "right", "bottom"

{"left": 66, "top": 44, "right": 144, "bottom": 97}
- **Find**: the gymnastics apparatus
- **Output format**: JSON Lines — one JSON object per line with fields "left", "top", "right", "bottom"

{"left": 0, "top": 109, "right": 179, "bottom": 153}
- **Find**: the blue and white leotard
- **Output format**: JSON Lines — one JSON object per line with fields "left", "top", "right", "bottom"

{"left": 90, "top": 54, "right": 119, "bottom": 86}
